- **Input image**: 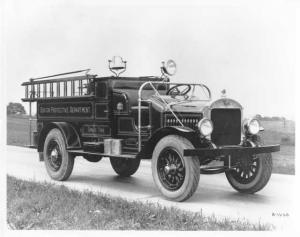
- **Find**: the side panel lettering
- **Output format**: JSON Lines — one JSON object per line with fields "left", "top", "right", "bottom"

{"left": 38, "top": 102, "right": 93, "bottom": 118}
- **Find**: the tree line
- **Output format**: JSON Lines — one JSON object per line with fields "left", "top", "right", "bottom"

{"left": 254, "top": 114, "right": 287, "bottom": 122}
{"left": 7, "top": 102, "right": 26, "bottom": 115}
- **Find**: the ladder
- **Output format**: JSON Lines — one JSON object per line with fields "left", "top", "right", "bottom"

{"left": 21, "top": 69, "right": 97, "bottom": 102}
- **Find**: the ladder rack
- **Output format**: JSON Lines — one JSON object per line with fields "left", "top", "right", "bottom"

{"left": 21, "top": 70, "right": 97, "bottom": 102}
{"left": 21, "top": 70, "right": 97, "bottom": 148}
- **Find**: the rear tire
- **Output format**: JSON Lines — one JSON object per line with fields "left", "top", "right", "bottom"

{"left": 110, "top": 157, "right": 140, "bottom": 177}
{"left": 152, "top": 135, "right": 200, "bottom": 202}
{"left": 43, "top": 128, "right": 74, "bottom": 181}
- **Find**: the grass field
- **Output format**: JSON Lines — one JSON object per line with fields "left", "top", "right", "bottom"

{"left": 6, "top": 175, "right": 272, "bottom": 230}
{"left": 259, "top": 120, "right": 295, "bottom": 175}
{"left": 6, "top": 115, "right": 36, "bottom": 147}
{"left": 6, "top": 115, "right": 295, "bottom": 175}
{"left": 260, "top": 120, "right": 295, "bottom": 146}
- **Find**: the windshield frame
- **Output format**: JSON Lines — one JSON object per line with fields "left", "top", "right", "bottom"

{"left": 139, "top": 81, "right": 211, "bottom": 102}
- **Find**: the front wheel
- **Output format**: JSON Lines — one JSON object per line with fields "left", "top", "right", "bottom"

{"left": 43, "top": 128, "right": 74, "bottom": 181}
{"left": 152, "top": 135, "right": 200, "bottom": 202}
{"left": 225, "top": 152, "right": 272, "bottom": 194}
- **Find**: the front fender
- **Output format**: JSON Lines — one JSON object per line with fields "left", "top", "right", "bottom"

{"left": 37, "top": 122, "right": 81, "bottom": 152}
{"left": 140, "top": 126, "right": 198, "bottom": 158}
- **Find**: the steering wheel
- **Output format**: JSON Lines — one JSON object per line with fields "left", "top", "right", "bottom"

{"left": 166, "top": 84, "right": 191, "bottom": 96}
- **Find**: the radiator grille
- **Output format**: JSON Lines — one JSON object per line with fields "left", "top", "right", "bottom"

{"left": 165, "top": 114, "right": 202, "bottom": 130}
{"left": 211, "top": 109, "right": 241, "bottom": 146}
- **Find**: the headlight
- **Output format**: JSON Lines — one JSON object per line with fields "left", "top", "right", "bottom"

{"left": 164, "top": 60, "right": 177, "bottom": 76}
{"left": 197, "top": 118, "right": 213, "bottom": 136}
{"left": 244, "top": 118, "right": 260, "bottom": 135}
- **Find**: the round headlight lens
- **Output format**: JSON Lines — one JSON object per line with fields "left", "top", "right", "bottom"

{"left": 198, "top": 118, "right": 213, "bottom": 136}
{"left": 165, "top": 60, "right": 177, "bottom": 76}
{"left": 247, "top": 119, "right": 260, "bottom": 135}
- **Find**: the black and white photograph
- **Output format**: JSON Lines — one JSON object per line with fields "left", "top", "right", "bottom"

{"left": 1, "top": 0, "right": 299, "bottom": 234}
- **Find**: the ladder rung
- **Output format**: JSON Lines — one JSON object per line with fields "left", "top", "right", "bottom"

{"left": 64, "top": 81, "right": 67, "bottom": 96}
{"left": 25, "top": 85, "right": 28, "bottom": 98}
{"left": 37, "top": 84, "right": 40, "bottom": 97}
{"left": 71, "top": 81, "right": 75, "bottom": 96}
{"left": 57, "top": 82, "right": 60, "bottom": 97}
{"left": 43, "top": 84, "right": 46, "bottom": 97}
{"left": 50, "top": 83, "right": 53, "bottom": 97}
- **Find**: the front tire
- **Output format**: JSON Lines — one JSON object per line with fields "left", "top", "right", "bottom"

{"left": 225, "top": 140, "right": 272, "bottom": 194}
{"left": 152, "top": 135, "right": 200, "bottom": 202}
{"left": 43, "top": 128, "right": 74, "bottom": 181}
{"left": 110, "top": 157, "right": 140, "bottom": 177}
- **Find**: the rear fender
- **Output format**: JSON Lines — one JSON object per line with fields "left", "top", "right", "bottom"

{"left": 37, "top": 122, "right": 81, "bottom": 152}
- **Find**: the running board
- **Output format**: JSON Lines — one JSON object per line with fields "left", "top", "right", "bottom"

{"left": 25, "top": 145, "right": 37, "bottom": 149}
{"left": 67, "top": 149, "right": 137, "bottom": 159}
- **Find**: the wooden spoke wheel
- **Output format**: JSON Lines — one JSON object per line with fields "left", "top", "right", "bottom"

{"left": 152, "top": 135, "right": 200, "bottom": 202}
{"left": 44, "top": 129, "right": 74, "bottom": 181}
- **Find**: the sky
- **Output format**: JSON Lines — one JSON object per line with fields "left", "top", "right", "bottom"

{"left": 3, "top": 0, "right": 298, "bottom": 119}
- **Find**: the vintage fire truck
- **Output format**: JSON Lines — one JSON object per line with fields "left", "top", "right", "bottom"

{"left": 22, "top": 57, "right": 280, "bottom": 201}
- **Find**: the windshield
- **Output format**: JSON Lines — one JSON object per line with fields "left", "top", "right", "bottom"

{"left": 138, "top": 81, "right": 211, "bottom": 106}
{"left": 183, "top": 84, "right": 210, "bottom": 101}
{"left": 158, "top": 84, "right": 211, "bottom": 103}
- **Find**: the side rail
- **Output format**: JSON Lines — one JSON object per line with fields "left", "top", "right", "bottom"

{"left": 137, "top": 81, "right": 211, "bottom": 151}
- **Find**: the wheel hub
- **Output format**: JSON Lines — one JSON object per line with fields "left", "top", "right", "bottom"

{"left": 231, "top": 154, "right": 259, "bottom": 184}
{"left": 50, "top": 149, "right": 59, "bottom": 161}
{"left": 47, "top": 140, "right": 62, "bottom": 171}
{"left": 164, "top": 164, "right": 177, "bottom": 174}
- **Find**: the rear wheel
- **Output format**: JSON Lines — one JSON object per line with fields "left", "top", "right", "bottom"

{"left": 110, "top": 157, "right": 140, "bottom": 177}
{"left": 152, "top": 135, "right": 200, "bottom": 202}
{"left": 225, "top": 140, "right": 272, "bottom": 194}
{"left": 43, "top": 128, "right": 74, "bottom": 181}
